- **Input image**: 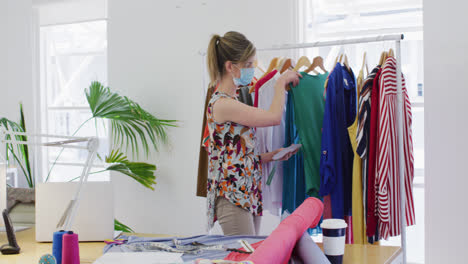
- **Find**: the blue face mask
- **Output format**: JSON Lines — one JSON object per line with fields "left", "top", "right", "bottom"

{"left": 233, "top": 66, "right": 255, "bottom": 87}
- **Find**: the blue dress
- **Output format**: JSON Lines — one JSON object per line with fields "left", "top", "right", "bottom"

{"left": 320, "top": 63, "right": 356, "bottom": 219}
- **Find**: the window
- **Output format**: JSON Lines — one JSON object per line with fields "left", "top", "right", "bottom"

{"left": 299, "top": 0, "right": 424, "bottom": 263}
{"left": 39, "top": 20, "right": 109, "bottom": 182}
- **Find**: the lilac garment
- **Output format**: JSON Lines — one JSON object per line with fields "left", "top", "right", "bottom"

{"left": 103, "top": 234, "right": 266, "bottom": 262}
{"left": 294, "top": 232, "right": 330, "bottom": 264}
{"left": 255, "top": 71, "right": 286, "bottom": 215}
{"left": 282, "top": 211, "right": 330, "bottom": 264}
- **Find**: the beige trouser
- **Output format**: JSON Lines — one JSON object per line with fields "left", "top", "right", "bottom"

{"left": 215, "top": 197, "right": 262, "bottom": 236}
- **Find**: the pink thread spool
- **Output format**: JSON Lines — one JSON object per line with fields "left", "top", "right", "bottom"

{"left": 61, "top": 231, "right": 80, "bottom": 264}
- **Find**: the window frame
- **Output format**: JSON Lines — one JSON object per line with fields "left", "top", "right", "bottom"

{"left": 38, "top": 19, "right": 109, "bottom": 183}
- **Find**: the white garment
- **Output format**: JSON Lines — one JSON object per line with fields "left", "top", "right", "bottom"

{"left": 255, "top": 72, "right": 286, "bottom": 216}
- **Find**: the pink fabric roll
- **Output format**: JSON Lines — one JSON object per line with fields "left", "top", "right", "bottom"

{"left": 225, "top": 241, "right": 263, "bottom": 261}
{"left": 245, "top": 197, "right": 324, "bottom": 264}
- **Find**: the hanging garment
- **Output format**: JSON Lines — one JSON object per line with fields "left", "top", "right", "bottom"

{"left": 197, "top": 85, "right": 216, "bottom": 197}
{"left": 322, "top": 195, "right": 332, "bottom": 219}
{"left": 290, "top": 72, "right": 328, "bottom": 197}
{"left": 367, "top": 225, "right": 380, "bottom": 245}
{"left": 376, "top": 57, "right": 415, "bottom": 239}
{"left": 349, "top": 125, "right": 363, "bottom": 244}
{"left": 366, "top": 67, "right": 383, "bottom": 238}
{"left": 319, "top": 63, "right": 356, "bottom": 219}
{"left": 349, "top": 68, "right": 367, "bottom": 244}
{"left": 282, "top": 92, "right": 307, "bottom": 215}
{"left": 255, "top": 71, "right": 285, "bottom": 215}
{"left": 238, "top": 86, "right": 254, "bottom": 106}
{"left": 356, "top": 66, "right": 380, "bottom": 215}
{"left": 254, "top": 70, "right": 278, "bottom": 108}
{"left": 344, "top": 215, "right": 354, "bottom": 244}
{"left": 202, "top": 85, "right": 220, "bottom": 150}
{"left": 206, "top": 92, "right": 263, "bottom": 230}
{"left": 355, "top": 65, "right": 381, "bottom": 242}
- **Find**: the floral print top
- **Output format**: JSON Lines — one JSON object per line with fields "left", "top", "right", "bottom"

{"left": 206, "top": 91, "right": 263, "bottom": 230}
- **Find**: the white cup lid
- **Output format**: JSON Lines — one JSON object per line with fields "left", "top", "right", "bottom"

{"left": 320, "top": 219, "right": 348, "bottom": 229}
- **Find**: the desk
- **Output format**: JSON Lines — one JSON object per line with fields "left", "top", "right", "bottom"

{"left": 317, "top": 244, "right": 402, "bottom": 264}
{"left": 1, "top": 228, "right": 401, "bottom": 264}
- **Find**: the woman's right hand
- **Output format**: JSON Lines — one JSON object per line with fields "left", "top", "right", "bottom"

{"left": 277, "top": 70, "right": 302, "bottom": 90}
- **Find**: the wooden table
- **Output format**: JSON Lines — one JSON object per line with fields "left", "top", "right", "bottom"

{"left": 1, "top": 228, "right": 401, "bottom": 264}
{"left": 316, "top": 243, "right": 402, "bottom": 264}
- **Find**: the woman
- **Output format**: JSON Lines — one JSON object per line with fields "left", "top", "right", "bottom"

{"left": 206, "top": 31, "right": 301, "bottom": 236}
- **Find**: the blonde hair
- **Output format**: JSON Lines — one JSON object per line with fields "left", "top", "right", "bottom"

{"left": 207, "top": 31, "right": 256, "bottom": 85}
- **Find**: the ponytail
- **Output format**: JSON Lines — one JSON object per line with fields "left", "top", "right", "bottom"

{"left": 207, "top": 34, "right": 222, "bottom": 86}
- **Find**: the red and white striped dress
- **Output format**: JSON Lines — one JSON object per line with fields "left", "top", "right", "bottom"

{"left": 376, "top": 57, "right": 415, "bottom": 239}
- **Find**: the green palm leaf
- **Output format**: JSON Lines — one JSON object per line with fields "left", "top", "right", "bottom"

{"left": 18, "top": 103, "right": 33, "bottom": 187}
{"left": 106, "top": 149, "right": 127, "bottom": 163}
{"left": 0, "top": 107, "right": 34, "bottom": 188}
{"left": 0, "top": 118, "right": 22, "bottom": 162}
{"left": 86, "top": 81, "right": 177, "bottom": 158}
{"left": 114, "top": 219, "right": 134, "bottom": 233}
{"left": 105, "top": 150, "right": 157, "bottom": 190}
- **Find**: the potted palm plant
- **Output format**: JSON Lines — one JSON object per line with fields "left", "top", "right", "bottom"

{"left": 0, "top": 81, "right": 177, "bottom": 232}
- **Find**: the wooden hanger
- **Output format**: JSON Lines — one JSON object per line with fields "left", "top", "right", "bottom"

{"left": 362, "top": 52, "right": 369, "bottom": 76}
{"left": 357, "top": 52, "right": 368, "bottom": 93}
{"left": 316, "top": 56, "right": 327, "bottom": 73}
{"left": 266, "top": 57, "right": 279, "bottom": 74}
{"left": 325, "top": 52, "right": 343, "bottom": 94}
{"left": 334, "top": 49, "right": 344, "bottom": 66}
{"left": 280, "top": 58, "right": 293, "bottom": 74}
{"left": 276, "top": 57, "right": 284, "bottom": 69}
{"left": 343, "top": 54, "right": 350, "bottom": 69}
{"left": 276, "top": 57, "right": 287, "bottom": 71}
{"left": 250, "top": 57, "right": 279, "bottom": 93}
{"left": 378, "top": 51, "right": 388, "bottom": 65}
{"left": 305, "top": 56, "right": 326, "bottom": 74}
{"left": 293, "top": 56, "right": 311, "bottom": 72}
{"left": 334, "top": 54, "right": 340, "bottom": 66}
{"left": 388, "top": 48, "right": 395, "bottom": 58}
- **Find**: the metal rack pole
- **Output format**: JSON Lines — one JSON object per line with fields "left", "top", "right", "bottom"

{"left": 395, "top": 38, "right": 407, "bottom": 264}
{"left": 256, "top": 34, "right": 404, "bottom": 51}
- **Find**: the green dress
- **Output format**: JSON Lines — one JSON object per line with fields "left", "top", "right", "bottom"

{"left": 289, "top": 72, "right": 328, "bottom": 197}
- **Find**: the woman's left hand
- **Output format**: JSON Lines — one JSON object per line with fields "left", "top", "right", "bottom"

{"left": 273, "top": 148, "right": 299, "bottom": 161}
{"left": 262, "top": 148, "right": 299, "bottom": 163}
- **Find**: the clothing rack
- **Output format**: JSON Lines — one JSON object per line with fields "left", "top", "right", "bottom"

{"left": 199, "top": 34, "right": 408, "bottom": 263}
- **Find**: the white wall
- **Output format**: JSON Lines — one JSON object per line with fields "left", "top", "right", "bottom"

{"left": 108, "top": 0, "right": 297, "bottom": 235}
{"left": 424, "top": 0, "right": 468, "bottom": 263}
{"left": 0, "top": 2, "right": 5, "bottom": 101}
{"left": 0, "top": 0, "right": 5, "bottom": 215}
{"left": 0, "top": 0, "right": 34, "bottom": 128}
{"left": 0, "top": 0, "right": 34, "bottom": 200}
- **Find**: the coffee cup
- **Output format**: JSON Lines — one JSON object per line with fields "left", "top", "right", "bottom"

{"left": 320, "top": 219, "right": 348, "bottom": 264}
